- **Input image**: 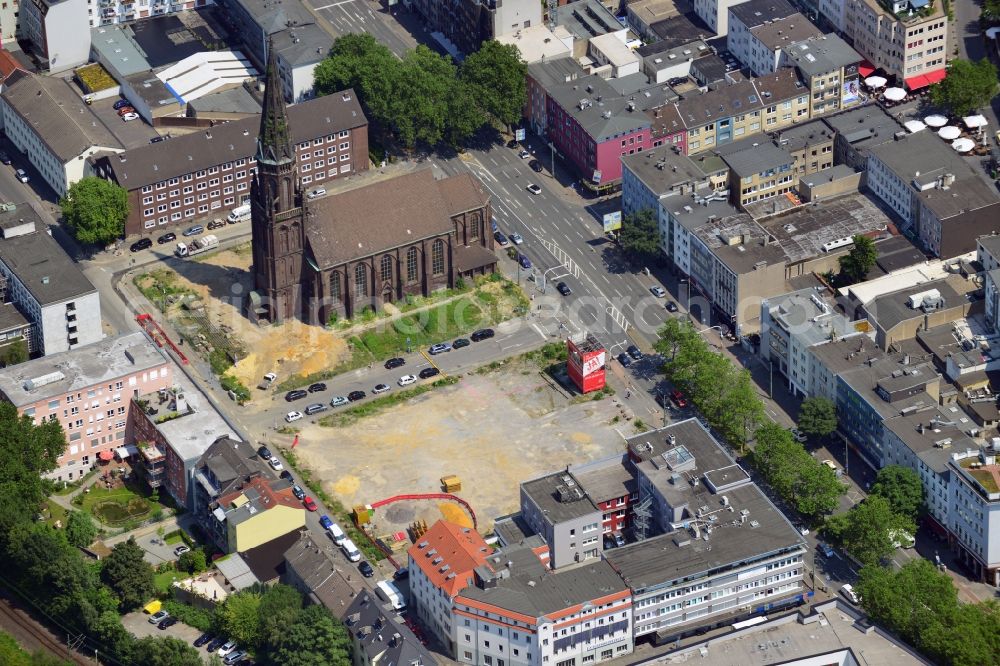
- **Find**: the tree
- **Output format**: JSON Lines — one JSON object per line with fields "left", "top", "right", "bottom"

{"left": 0, "top": 338, "right": 28, "bottom": 367}
{"left": 753, "top": 423, "right": 845, "bottom": 517}
{"left": 618, "top": 209, "right": 660, "bottom": 263}
{"left": 176, "top": 549, "right": 206, "bottom": 574}
{"left": 215, "top": 589, "right": 263, "bottom": 649}
{"left": 870, "top": 465, "right": 924, "bottom": 522}
{"left": 797, "top": 396, "right": 837, "bottom": 438}
{"left": 459, "top": 40, "right": 528, "bottom": 128}
{"left": 929, "top": 58, "right": 999, "bottom": 117}
{"left": 267, "top": 604, "right": 351, "bottom": 666}
{"left": 101, "top": 537, "right": 155, "bottom": 612}
{"left": 825, "top": 495, "right": 915, "bottom": 566}
{"left": 790, "top": 459, "right": 845, "bottom": 517}
{"left": 60, "top": 177, "right": 128, "bottom": 245}
{"left": 838, "top": 234, "right": 877, "bottom": 283}
{"left": 257, "top": 584, "right": 304, "bottom": 648}
{"left": 64, "top": 510, "right": 97, "bottom": 548}
{"left": 131, "top": 636, "right": 203, "bottom": 666}
{"left": 0, "top": 403, "right": 65, "bottom": 535}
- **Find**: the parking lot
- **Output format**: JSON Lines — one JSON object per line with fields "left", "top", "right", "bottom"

{"left": 87, "top": 95, "right": 161, "bottom": 148}
{"left": 122, "top": 611, "right": 203, "bottom": 648}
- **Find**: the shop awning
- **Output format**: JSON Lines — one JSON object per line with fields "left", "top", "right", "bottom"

{"left": 98, "top": 450, "right": 114, "bottom": 461}
{"left": 858, "top": 61, "right": 876, "bottom": 78}
{"left": 115, "top": 444, "right": 139, "bottom": 459}
{"left": 906, "top": 68, "right": 946, "bottom": 90}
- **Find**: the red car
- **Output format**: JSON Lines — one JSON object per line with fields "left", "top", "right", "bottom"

{"left": 671, "top": 389, "right": 688, "bottom": 408}
{"left": 303, "top": 496, "right": 318, "bottom": 512}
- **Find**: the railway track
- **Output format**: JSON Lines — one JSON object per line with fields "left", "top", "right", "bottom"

{"left": 0, "top": 593, "right": 94, "bottom": 665}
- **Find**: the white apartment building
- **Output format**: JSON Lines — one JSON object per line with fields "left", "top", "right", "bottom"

{"left": 819, "top": 0, "right": 847, "bottom": 31}
{"left": 0, "top": 71, "right": 124, "bottom": 198}
{"left": 727, "top": 9, "right": 821, "bottom": 76}
{"left": 20, "top": 0, "right": 90, "bottom": 72}
{"left": 89, "top": 0, "right": 209, "bottom": 27}
{"left": 948, "top": 446, "right": 1000, "bottom": 586}
{"left": 844, "top": 0, "right": 947, "bottom": 86}
{"left": 693, "top": 0, "right": 751, "bottom": 36}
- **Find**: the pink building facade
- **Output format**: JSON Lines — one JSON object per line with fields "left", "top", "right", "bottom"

{"left": 0, "top": 332, "right": 172, "bottom": 482}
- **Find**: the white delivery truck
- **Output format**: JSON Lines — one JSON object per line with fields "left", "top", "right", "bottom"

{"left": 227, "top": 204, "right": 251, "bottom": 223}
{"left": 376, "top": 580, "right": 406, "bottom": 611}
{"left": 175, "top": 234, "right": 219, "bottom": 257}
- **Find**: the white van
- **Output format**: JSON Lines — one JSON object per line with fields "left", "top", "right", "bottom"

{"left": 226, "top": 204, "right": 251, "bottom": 223}
{"left": 341, "top": 538, "right": 362, "bottom": 562}
{"left": 328, "top": 522, "right": 346, "bottom": 545}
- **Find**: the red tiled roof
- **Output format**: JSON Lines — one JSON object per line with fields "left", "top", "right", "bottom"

{"left": 407, "top": 520, "right": 493, "bottom": 597}
{"left": 0, "top": 49, "right": 24, "bottom": 84}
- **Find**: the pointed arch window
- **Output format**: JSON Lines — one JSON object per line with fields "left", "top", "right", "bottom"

{"left": 380, "top": 255, "right": 393, "bottom": 283}
{"left": 355, "top": 264, "right": 368, "bottom": 298}
{"left": 406, "top": 247, "right": 419, "bottom": 283}
{"left": 432, "top": 240, "right": 445, "bottom": 276}
{"left": 329, "top": 271, "right": 341, "bottom": 304}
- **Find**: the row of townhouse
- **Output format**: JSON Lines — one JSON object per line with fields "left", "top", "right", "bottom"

{"left": 408, "top": 419, "right": 808, "bottom": 665}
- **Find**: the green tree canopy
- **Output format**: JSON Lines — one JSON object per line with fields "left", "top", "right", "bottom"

{"left": 0, "top": 403, "right": 64, "bottom": 534}
{"left": 0, "top": 338, "right": 28, "bottom": 367}
{"left": 267, "top": 604, "right": 351, "bottom": 666}
{"left": 929, "top": 58, "right": 999, "bottom": 117}
{"left": 459, "top": 40, "right": 528, "bottom": 128}
{"left": 0, "top": 630, "right": 71, "bottom": 666}
{"left": 753, "top": 422, "right": 845, "bottom": 517}
{"left": 64, "top": 510, "right": 97, "bottom": 548}
{"left": 825, "top": 495, "right": 915, "bottom": 566}
{"left": 618, "top": 209, "right": 660, "bottom": 263}
{"left": 100, "top": 537, "right": 155, "bottom": 612}
{"left": 177, "top": 549, "right": 207, "bottom": 574}
{"left": 131, "top": 636, "right": 203, "bottom": 666}
{"left": 215, "top": 589, "right": 263, "bottom": 649}
{"left": 59, "top": 177, "right": 128, "bottom": 246}
{"left": 257, "top": 583, "right": 304, "bottom": 648}
{"left": 797, "top": 396, "right": 837, "bottom": 438}
{"left": 870, "top": 465, "right": 924, "bottom": 522}
{"left": 838, "top": 234, "right": 877, "bottom": 284}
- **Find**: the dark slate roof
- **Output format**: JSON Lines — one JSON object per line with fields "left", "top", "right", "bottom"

{"left": 257, "top": 41, "right": 295, "bottom": 165}
{"left": 729, "top": 0, "right": 797, "bottom": 29}
{"left": 545, "top": 73, "right": 654, "bottom": 142}
{"left": 648, "top": 12, "right": 714, "bottom": 46}
{"left": 344, "top": 591, "right": 438, "bottom": 666}
{"left": 0, "top": 231, "right": 97, "bottom": 305}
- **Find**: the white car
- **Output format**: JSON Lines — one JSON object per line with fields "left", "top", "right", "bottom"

{"left": 217, "top": 640, "right": 238, "bottom": 657}
{"left": 121, "top": 112, "right": 139, "bottom": 122}
{"left": 307, "top": 187, "right": 326, "bottom": 199}
{"left": 285, "top": 410, "right": 303, "bottom": 423}
{"left": 398, "top": 374, "right": 417, "bottom": 387}
{"left": 526, "top": 184, "right": 542, "bottom": 195}
{"left": 840, "top": 584, "right": 860, "bottom": 605}
{"left": 263, "top": 372, "right": 277, "bottom": 383}
{"left": 509, "top": 232, "right": 524, "bottom": 245}
{"left": 268, "top": 457, "right": 284, "bottom": 472}
{"left": 650, "top": 286, "right": 667, "bottom": 298}
{"left": 14, "top": 169, "right": 29, "bottom": 183}
{"left": 518, "top": 149, "right": 531, "bottom": 159}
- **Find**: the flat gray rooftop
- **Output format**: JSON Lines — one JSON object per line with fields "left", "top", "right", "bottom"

{"left": 775, "top": 118, "right": 836, "bottom": 151}
{"left": 883, "top": 404, "right": 979, "bottom": 474}
{"left": 521, "top": 471, "right": 599, "bottom": 523}
{"left": 717, "top": 141, "right": 794, "bottom": 176}
{"left": 0, "top": 302, "right": 29, "bottom": 333}
{"left": 765, "top": 287, "right": 859, "bottom": 347}
{"left": 153, "top": 371, "right": 237, "bottom": 462}
{"left": 822, "top": 105, "right": 899, "bottom": 153}
{"left": 784, "top": 33, "right": 861, "bottom": 77}
{"left": 622, "top": 147, "right": 718, "bottom": 196}
{"left": 0, "top": 332, "right": 167, "bottom": 406}
{"left": 90, "top": 25, "right": 151, "bottom": 77}
{"left": 864, "top": 276, "right": 966, "bottom": 333}
{"left": 807, "top": 335, "right": 884, "bottom": 377}
{"left": 760, "top": 193, "right": 893, "bottom": 263}
{"left": 0, "top": 230, "right": 97, "bottom": 305}
{"left": 569, "top": 455, "right": 636, "bottom": 504}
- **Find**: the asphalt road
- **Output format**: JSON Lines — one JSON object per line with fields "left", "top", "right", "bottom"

{"left": 304, "top": 0, "right": 417, "bottom": 57}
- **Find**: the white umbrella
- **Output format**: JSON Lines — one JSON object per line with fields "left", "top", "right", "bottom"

{"left": 938, "top": 126, "right": 961, "bottom": 140}
{"left": 865, "top": 75, "right": 887, "bottom": 88}
{"left": 924, "top": 114, "right": 948, "bottom": 127}
{"left": 963, "top": 114, "right": 988, "bottom": 128}
{"left": 987, "top": 27, "right": 1000, "bottom": 39}
{"left": 883, "top": 87, "right": 906, "bottom": 102}
{"left": 904, "top": 120, "right": 926, "bottom": 133}
{"left": 951, "top": 138, "right": 975, "bottom": 153}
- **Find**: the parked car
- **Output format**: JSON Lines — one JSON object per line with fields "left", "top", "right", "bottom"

{"left": 556, "top": 281, "right": 572, "bottom": 296}
{"left": 224, "top": 651, "right": 247, "bottom": 665}
{"left": 303, "top": 497, "right": 318, "bottom": 512}
{"left": 268, "top": 457, "right": 284, "bottom": 471}
{"left": 158, "top": 616, "right": 178, "bottom": 630}
{"left": 348, "top": 390, "right": 366, "bottom": 402}
{"left": 671, "top": 389, "right": 688, "bottom": 408}
{"left": 285, "top": 389, "right": 307, "bottom": 402}
{"left": 149, "top": 135, "right": 167, "bottom": 144}
{"left": 0, "top": 151, "right": 10, "bottom": 165}
{"left": 149, "top": 610, "right": 170, "bottom": 624}
{"left": 821, "top": 459, "right": 839, "bottom": 473}
{"left": 194, "top": 633, "right": 215, "bottom": 648}
{"left": 284, "top": 411, "right": 303, "bottom": 423}
{"left": 528, "top": 159, "right": 543, "bottom": 173}
{"left": 509, "top": 232, "right": 524, "bottom": 245}
{"left": 453, "top": 338, "right": 470, "bottom": 349}
{"left": 130, "top": 238, "right": 153, "bottom": 252}
{"left": 797, "top": 524, "right": 810, "bottom": 536}
{"left": 319, "top": 515, "right": 334, "bottom": 530}
{"left": 330, "top": 396, "right": 349, "bottom": 407}
{"left": 257, "top": 445, "right": 273, "bottom": 460}
{"left": 358, "top": 561, "right": 375, "bottom": 577}
{"left": 116, "top": 106, "right": 135, "bottom": 116}
{"left": 526, "top": 183, "right": 542, "bottom": 195}
{"left": 14, "top": 169, "right": 28, "bottom": 183}
{"left": 789, "top": 427, "right": 807, "bottom": 443}
{"left": 217, "top": 640, "right": 239, "bottom": 657}
{"left": 617, "top": 352, "right": 632, "bottom": 367}
{"left": 173, "top": 545, "right": 191, "bottom": 557}
{"left": 518, "top": 149, "right": 531, "bottom": 159}
{"left": 666, "top": 301, "right": 678, "bottom": 312}
{"left": 471, "top": 328, "right": 495, "bottom": 342}
{"left": 393, "top": 567, "right": 409, "bottom": 581}
{"left": 307, "top": 187, "right": 326, "bottom": 199}
{"left": 818, "top": 542, "right": 835, "bottom": 558}
{"left": 384, "top": 357, "right": 405, "bottom": 370}
{"left": 840, "top": 584, "right": 860, "bottom": 605}
{"left": 650, "top": 285, "right": 667, "bottom": 298}
{"left": 418, "top": 367, "right": 440, "bottom": 379}
{"left": 308, "top": 382, "right": 327, "bottom": 393}
{"left": 668, "top": 76, "right": 689, "bottom": 86}
{"left": 627, "top": 345, "right": 642, "bottom": 360}
{"left": 121, "top": 112, "right": 139, "bottom": 122}
{"left": 373, "top": 383, "right": 390, "bottom": 394}
{"left": 207, "top": 219, "right": 226, "bottom": 230}
{"left": 304, "top": 403, "right": 328, "bottom": 415}
{"left": 291, "top": 484, "right": 306, "bottom": 500}
{"left": 494, "top": 231, "right": 509, "bottom": 247}
{"left": 182, "top": 225, "right": 204, "bottom": 237}
{"left": 506, "top": 139, "right": 518, "bottom": 148}
{"left": 429, "top": 342, "right": 452, "bottom": 355}
{"left": 517, "top": 254, "right": 532, "bottom": 269}
{"left": 398, "top": 374, "right": 417, "bottom": 386}
{"left": 113, "top": 98, "right": 132, "bottom": 110}
{"left": 279, "top": 470, "right": 292, "bottom": 481}
{"left": 157, "top": 232, "right": 177, "bottom": 244}
{"left": 206, "top": 637, "right": 227, "bottom": 652}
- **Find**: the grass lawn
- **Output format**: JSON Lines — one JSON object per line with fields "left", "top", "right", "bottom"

{"left": 76, "top": 486, "right": 158, "bottom": 526}
{"left": 42, "top": 499, "right": 67, "bottom": 528}
{"left": 154, "top": 569, "right": 182, "bottom": 594}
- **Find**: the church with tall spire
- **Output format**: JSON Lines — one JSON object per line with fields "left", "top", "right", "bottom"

{"left": 247, "top": 41, "right": 498, "bottom": 325}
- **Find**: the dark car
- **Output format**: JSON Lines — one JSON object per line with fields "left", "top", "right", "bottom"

{"left": 358, "top": 561, "right": 375, "bottom": 577}
{"left": 419, "top": 367, "right": 440, "bottom": 379}
{"left": 149, "top": 135, "right": 167, "bottom": 144}
{"left": 453, "top": 338, "right": 470, "bottom": 349}
{"left": 617, "top": 352, "right": 632, "bottom": 367}
{"left": 668, "top": 76, "right": 688, "bottom": 86}
{"left": 182, "top": 224, "right": 204, "bottom": 237}
{"left": 348, "top": 390, "right": 366, "bottom": 402}
{"left": 506, "top": 139, "right": 518, "bottom": 148}
{"left": 666, "top": 301, "right": 678, "bottom": 312}
{"left": 308, "top": 382, "right": 327, "bottom": 393}
{"left": 158, "top": 616, "right": 178, "bottom": 630}
{"left": 627, "top": 345, "right": 642, "bottom": 360}
{"left": 157, "top": 232, "right": 176, "bottom": 245}
{"left": 494, "top": 231, "right": 509, "bottom": 247}
{"left": 194, "top": 633, "right": 215, "bottom": 648}
{"left": 518, "top": 254, "right": 532, "bottom": 269}
{"left": 556, "top": 282, "right": 572, "bottom": 296}
{"left": 206, "top": 637, "right": 227, "bottom": 652}
{"left": 304, "top": 402, "right": 328, "bottom": 415}
{"left": 113, "top": 98, "right": 132, "bottom": 110}
{"left": 384, "top": 357, "right": 405, "bottom": 370}
{"left": 0, "top": 151, "right": 10, "bottom": 165}
{"left": 471, "top": 328, "right": 495, "bottom": 342}
{"left": 257, "top": 445, "right": 272, "bottom": 460}
{"left": 285, "top": 389, "right": 307, "bottom": 402}
{"left": 393, "top": 567, "right": 409, "bottom": 581}
{"left": 130, "top": 238, "right": 153, "bottom": 252}
{"left": 671, "top": 389, "right": 688, "bottom": 408}
{"left": 207, "top": 219, "right": 226, "bottom": 230}
{"left": 279, "top": 469, "right": 293, "bottom": 481}
{"left": 291, "top": 484, "right": 306, "bottom": 499}
{"left": 529, "top": 159, "right": 543, "bottom": 173}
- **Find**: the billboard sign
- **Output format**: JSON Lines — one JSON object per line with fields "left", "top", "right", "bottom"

{"left": 603, "top": 211, "right": 622, "bottom": 233}
{"left": 515, "top": 128, "right": 526, "bottom": 141}
{"left": 842, "top": 78, "right": 860, "bottom": 105}
{"left": 582, "top": 351, "right": 606, "bottom": 375}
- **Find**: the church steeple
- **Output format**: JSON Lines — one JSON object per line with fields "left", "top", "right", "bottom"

{"left": 256, "top": 39, "right": 295, "bottom": 166}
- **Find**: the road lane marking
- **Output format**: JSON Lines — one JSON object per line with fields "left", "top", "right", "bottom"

{"left": 314, "top": 0, "right": 355, "bottom": 8}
